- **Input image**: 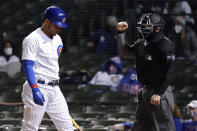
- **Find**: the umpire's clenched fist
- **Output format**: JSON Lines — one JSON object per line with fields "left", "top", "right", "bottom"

{"left": 117, "top": 22, "right": 128, "bottom": 32}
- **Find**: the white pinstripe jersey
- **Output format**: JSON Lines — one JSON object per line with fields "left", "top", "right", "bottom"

{"left": 22, "top": 28, "right": 63, "bottom": 80}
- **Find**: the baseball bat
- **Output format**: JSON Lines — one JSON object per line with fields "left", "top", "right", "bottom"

{"left": 70, "top": 116, "right": 81, "bottom": 131}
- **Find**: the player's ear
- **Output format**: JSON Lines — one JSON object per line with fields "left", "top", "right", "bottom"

{"left": 44, "top": 19, "right": 50, "bottom": 26}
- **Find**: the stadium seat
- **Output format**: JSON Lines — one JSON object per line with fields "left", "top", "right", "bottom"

{"left": 107, "top": 113, "right": 134, "bottom": 120}
{"left": 0, "top": 90, "right": 22, "bottom": 103}
{"left": 83, "top": 128, "right": 107, "bottom": 131}
{"left": 180, "top": 85, "right": 197, "bottom": 94}
{"left": 85, "top": 105, "right": 118, "bottom": 114}
{"left": 59, "top": 84, "right": 79, "bottom": 97}
{"left": 0, "top": 112, "right": 23, "bottom": 120}
{"left": 68, "top": 105, "right": 86, "bottom": 114}
{"left": 40, "top": 119, "right": 55, "bottom": 128}
{"left": 119, "top": 105, "right": 136, "bottom": 114}
{"left": 0, "top": 72, "right": 8, "bottom": 78}
{"left": 92, "top": 120, "right": 125, "bottom": 128}
{"left": 0, "top": 127, "right": 21, "bottom": 131}
{"left": 71, "top": 113, "right": 106, "bottom": 120}
{"left": 74, "top": 119, "right": 93, "bottom": 128}
{"left": 38, "top": 129, "right": 57, "bottom": 131}
{"left": 83, "top": 85, "right": 111, "bottom": 95}
{"left": 66, "top": 91, "right": 98, "bottom": 106}
{"left": 174, "top": 92, "right": 192, "bottom": 106}
{"left": 0, "top": 104, "right": 24, "bottom": 113}
{"left": 43, "top": 113, "right": 50, "bottom": 119}
{"left": 98, "top": 92, "right": 133, "bottom": 106}
{"left": 0, "top": 119, "right": 22, "bottom": 126}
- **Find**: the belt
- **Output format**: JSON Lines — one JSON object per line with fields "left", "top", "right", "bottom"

{"left": 37, "top": 79, "right": 59, "bottom": 87}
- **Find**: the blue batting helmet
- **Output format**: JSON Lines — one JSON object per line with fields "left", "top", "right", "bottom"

{"left": 43, "top": 6, "right": 68, "bottom": 28}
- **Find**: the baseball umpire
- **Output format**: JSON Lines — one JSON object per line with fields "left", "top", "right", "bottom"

{"left": 117, "top": 13, "right": 176, "bottom": 131}
{"left": 21, "top": 6, "right": 74, "bottom": 131}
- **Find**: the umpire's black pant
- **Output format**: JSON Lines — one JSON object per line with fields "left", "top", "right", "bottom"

{"left": 131, "top": 86, "right": 175, "bottom": 131}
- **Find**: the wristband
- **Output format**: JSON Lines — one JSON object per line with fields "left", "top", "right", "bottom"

{"left": 31, "top": 84, "right": 38, "bottom": 88}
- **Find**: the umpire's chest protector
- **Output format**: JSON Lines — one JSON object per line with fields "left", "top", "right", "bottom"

{"left": 135, "top": 40, "right": 168, "bottom": 83}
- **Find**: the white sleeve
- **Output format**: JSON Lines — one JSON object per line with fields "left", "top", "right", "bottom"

{"left": 181, "top": 2, "right": 191, "bottom": 14}
{"left": 22, "top": 37, "right": 37, "bottom": 61}
{"left": 59, "top": 36, "right": 63, "bottom": 46}
{"left": 56, "top": 34, "right": 63, "bottom": 46}
{"left": 0, "top": 56, "right": 6, "bottom": 67}
{"left": 10, "top": 55, "right": 20, "bottom": 63}
{"left": 89, "top": 72, "right": 100, "bottom": 85}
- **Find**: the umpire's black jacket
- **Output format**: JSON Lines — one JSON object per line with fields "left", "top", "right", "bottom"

{"left": 118, "top": 32, "right": 176, "bottom": 96}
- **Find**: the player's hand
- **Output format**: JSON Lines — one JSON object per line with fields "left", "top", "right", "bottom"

{"left": 32, "top": 87, "right": 45, "bottom": 106}
{"left": 150, "top": 94, "right": 160, "bottom": 105}
{"left": 117, "top": 22, "right": 128, "bottom": 32}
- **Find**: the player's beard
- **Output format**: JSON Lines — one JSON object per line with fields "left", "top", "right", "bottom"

{"left": 47, "top": 28, "right": 57, "bottom": 38}
{"left": 51, "top": 28, "right": 61, "bottom": 37}
{"left": 47, "top": 23, "right": 59, "bottom": 37}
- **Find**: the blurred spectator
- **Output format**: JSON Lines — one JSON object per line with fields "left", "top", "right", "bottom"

{"left": 173, "top": 1, "right": 194, "bottom": 25}
{"left": 86, "top": 15, "right": 118, "bottom": 55}
{"left": 174, "top": 103, "right": 183, "bottom": 131}
{"left": 173, "top": 1, "right": 191, "bottom": 14}
{"left": 182, "top": 100, "right": 197, "bottom": 131}
{"left": 108, "top": 122, "right": 132, "bottom": 131}
{"left": 149, "top": 2, "right": 166, "bottom": 14}
{"left": 89, "top": 56, "right": 123, "bottom": 91}
{"left": 134, "top": 2, "right": 167, "bottom": 15}
{"left": 169, "top": 16, "right": 197, "bottom": 62}
{"left": 118, "top": 67, "right": 142, "bottom": 95}
{"left": 0, "top": 41, "right": 21, "bottom": 77}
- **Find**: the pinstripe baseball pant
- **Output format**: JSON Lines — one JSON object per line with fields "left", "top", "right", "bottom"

{"left": 21, "top": 81, "right": 74, "bottom": 131}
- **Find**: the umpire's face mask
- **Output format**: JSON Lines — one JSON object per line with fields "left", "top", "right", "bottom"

{"left": 137, "top": 23, "right": 153, "bottom": 40}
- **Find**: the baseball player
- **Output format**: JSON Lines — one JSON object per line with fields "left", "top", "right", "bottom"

{"left": 117, "top": 13, "right": 176, "bottom": 131}
{"left": 21, "top": 6, "right": 74, "bottom": 131}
